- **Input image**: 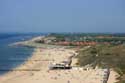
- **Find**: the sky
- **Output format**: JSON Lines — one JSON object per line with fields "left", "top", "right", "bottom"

{"left": 0, "top": 0, "right": 125, "bottom": 33}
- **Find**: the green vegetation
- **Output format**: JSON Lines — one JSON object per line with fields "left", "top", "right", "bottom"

{"left": 77, "top": 45, "right": 125, "bottom": 83}
{"left": 49, "top": 33, "right": 125, "bottom": 45}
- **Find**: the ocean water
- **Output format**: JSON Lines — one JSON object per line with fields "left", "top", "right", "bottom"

{"left": 0, "top": 33, "right": 41, "bottom": 75}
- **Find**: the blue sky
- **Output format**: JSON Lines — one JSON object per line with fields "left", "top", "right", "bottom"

{"left": 0, "top": 0, "right": 125, "bottom": 33}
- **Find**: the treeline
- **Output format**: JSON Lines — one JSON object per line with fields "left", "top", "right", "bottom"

{"left": 49, "top": 33, "right": 125, "bottom": 37}
{"left": 50, "top": 33, "right": 125, "bottom": 37}
{"left": 49, "top": 33, "right": 125, "bottom": 45}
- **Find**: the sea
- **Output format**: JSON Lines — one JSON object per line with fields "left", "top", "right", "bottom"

{"left": 0, "top": 33, "right": 44, "bottom": 75}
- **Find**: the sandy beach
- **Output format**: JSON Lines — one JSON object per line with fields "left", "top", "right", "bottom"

{"left": 0, "top": 47, "right": 117, "bottom": 83}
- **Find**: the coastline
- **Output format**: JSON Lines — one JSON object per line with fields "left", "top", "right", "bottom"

{"left": 0, "top": 46, "right": 118, "bottom": 83}
{"left": 0, "top": 48, "right": 40, "bottom": 82}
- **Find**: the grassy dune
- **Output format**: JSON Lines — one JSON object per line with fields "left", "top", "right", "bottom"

{"left": 77, "top": 44, "right": 125, "bottom": 83}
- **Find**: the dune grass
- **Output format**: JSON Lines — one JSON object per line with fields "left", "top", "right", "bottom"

{"left": 77, "top": 44, "right": 125, "bottom": 83}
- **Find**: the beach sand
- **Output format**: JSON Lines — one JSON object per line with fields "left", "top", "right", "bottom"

{"left": 0, "top": 47, "right": 117, "bottom": 83}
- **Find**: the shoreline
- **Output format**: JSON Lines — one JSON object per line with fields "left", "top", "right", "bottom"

{"left": 0, "top": 47, "right": 118, "bottom": 83}
{"left": 0, "top": 48, "right": 41, "bottom": 82}
{"left": 0, "top": 48, "right": 36, "bottom": 74}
